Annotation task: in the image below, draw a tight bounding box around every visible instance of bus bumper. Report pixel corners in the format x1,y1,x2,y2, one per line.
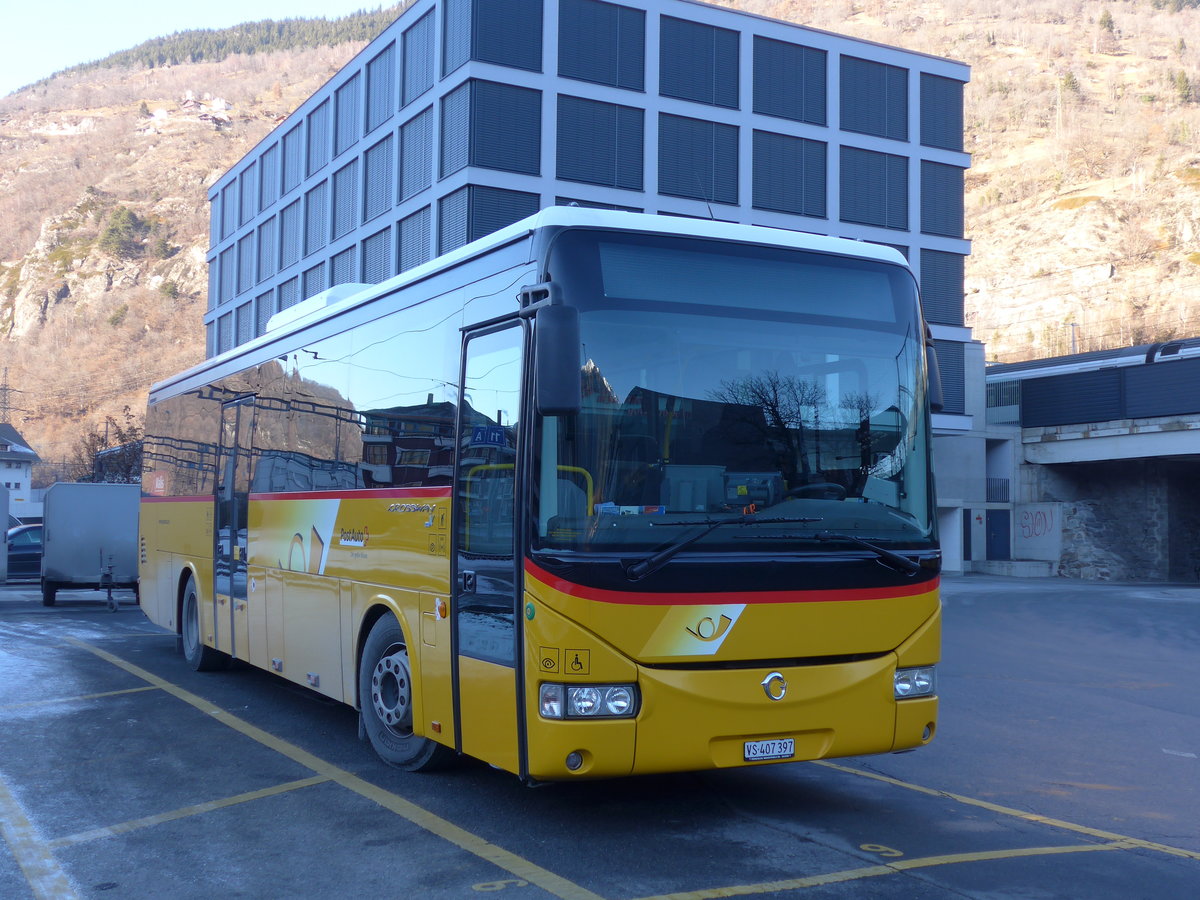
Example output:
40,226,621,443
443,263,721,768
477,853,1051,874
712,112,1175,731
525,654,936,779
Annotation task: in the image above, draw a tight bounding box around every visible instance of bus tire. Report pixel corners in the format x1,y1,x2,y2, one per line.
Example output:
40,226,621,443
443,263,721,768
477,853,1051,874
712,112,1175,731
41,581,56,606
359,614,452,771
181,575,226,672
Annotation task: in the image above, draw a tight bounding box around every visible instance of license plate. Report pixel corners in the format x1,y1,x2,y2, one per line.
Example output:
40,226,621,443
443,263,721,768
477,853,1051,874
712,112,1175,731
744,738,795,762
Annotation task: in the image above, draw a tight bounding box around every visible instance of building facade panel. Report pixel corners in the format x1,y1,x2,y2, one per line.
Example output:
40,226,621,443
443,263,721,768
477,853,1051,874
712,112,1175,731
207,0,970,371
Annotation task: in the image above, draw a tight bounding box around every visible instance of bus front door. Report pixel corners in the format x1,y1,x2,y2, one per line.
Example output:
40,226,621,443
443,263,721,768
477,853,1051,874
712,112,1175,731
452,324,524,773
215,396,254,660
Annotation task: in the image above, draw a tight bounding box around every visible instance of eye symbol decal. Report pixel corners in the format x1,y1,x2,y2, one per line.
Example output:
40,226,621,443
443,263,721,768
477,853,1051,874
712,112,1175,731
686,614,733,642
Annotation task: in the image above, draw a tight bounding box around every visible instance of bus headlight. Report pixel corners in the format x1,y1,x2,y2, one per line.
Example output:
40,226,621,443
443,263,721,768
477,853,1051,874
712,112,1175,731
894,666,936,699
539,683,639,719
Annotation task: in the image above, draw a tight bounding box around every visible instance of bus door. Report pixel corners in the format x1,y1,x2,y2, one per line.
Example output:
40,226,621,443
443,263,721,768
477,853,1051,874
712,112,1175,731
215,395,254,659
452,323,524,773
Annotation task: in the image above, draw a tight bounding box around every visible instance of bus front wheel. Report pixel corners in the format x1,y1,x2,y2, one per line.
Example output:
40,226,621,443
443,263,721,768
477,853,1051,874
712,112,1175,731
181,575,226,672
359,614,452,771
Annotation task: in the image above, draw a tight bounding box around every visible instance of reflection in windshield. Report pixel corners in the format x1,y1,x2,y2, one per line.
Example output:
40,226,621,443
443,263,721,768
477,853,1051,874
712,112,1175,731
535,233,933,555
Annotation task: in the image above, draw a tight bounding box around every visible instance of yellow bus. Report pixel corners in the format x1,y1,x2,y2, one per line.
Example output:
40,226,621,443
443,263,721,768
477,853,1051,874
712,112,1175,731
140,208,940,779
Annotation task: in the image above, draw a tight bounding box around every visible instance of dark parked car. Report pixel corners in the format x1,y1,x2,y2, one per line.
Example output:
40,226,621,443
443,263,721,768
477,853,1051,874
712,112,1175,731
6,524,42,579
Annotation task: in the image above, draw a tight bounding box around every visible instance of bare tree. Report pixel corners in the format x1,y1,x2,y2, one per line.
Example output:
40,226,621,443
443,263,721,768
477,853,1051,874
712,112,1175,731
70,406,143,483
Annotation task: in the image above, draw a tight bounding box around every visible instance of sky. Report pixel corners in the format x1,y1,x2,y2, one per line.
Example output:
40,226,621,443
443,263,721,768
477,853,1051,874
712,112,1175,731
1,1,399,97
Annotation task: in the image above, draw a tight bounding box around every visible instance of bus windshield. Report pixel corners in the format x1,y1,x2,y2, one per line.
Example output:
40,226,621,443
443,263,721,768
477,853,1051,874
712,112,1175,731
535,229,933,555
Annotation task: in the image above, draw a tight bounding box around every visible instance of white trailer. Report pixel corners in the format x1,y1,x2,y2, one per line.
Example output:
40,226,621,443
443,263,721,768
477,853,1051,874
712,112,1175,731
41,483,139,607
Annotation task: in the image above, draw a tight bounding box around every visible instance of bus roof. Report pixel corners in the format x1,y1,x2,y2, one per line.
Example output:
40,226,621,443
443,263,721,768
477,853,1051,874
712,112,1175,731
153,209,909,399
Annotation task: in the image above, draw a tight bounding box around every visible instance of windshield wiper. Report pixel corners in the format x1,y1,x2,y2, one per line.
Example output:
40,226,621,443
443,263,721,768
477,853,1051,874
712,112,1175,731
733,528,926,576
816,531,922,575
622,514,823,582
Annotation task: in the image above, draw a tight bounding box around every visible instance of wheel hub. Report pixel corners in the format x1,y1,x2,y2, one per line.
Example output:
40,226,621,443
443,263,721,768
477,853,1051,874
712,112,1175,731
371,646,412,733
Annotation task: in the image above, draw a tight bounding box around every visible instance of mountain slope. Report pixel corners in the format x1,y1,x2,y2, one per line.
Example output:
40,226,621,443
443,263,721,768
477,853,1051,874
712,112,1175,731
6,0,1200,465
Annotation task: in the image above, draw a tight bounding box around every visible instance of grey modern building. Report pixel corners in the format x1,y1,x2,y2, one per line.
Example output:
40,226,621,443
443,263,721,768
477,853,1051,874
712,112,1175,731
205,0,977,568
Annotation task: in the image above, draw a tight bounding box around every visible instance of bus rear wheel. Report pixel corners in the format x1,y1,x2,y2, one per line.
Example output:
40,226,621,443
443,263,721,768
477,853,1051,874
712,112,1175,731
181,575,226,672
359,614,452,771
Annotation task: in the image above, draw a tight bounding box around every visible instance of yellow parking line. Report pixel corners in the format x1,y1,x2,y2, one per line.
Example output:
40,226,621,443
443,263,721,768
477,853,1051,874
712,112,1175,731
0,685,159,711
631,841,1134,900
47,775,331,849
68,638,606,900
814,760,1200,861
0,772,79,900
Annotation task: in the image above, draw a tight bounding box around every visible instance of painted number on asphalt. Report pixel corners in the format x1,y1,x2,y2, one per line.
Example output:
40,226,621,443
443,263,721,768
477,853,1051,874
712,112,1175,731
860,843,904,858
473,880,530,892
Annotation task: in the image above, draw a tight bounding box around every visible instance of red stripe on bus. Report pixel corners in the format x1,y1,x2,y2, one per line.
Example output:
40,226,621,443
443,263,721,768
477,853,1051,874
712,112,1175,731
141,495,212,503
247,487,452,502
525,559,937,606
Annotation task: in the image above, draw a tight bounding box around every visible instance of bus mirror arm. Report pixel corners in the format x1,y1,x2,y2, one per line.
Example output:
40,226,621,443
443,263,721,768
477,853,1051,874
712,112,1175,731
534,302,582,416
924,323,944,413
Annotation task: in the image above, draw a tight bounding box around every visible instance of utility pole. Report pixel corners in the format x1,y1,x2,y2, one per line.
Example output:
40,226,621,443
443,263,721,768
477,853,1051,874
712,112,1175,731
0,368,13,424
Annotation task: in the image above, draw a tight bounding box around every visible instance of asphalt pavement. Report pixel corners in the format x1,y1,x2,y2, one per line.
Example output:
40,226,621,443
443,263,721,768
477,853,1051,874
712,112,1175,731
1,574,1197,899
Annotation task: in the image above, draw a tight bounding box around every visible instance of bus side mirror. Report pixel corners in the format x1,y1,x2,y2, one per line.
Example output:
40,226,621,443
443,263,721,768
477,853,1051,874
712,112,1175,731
535,304,582,416
925,326,944,413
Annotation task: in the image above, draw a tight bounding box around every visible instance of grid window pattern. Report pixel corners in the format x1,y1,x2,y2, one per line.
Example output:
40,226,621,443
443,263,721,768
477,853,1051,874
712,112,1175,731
921,73,963,151
305,181,329,256
255,291,275,335
752,130,825,217
366,43,396,133
933,338,965,414
753,36,825,125
471,185,540,239
280,200,302,269
658,113,738,204
218,314,233,354
235,302,253,345
841,56,908,141
208,258,219,311
219,247,236,303
438,186,469,254
403,11,435,106
278,277,300,311
442,81,541,178
333,161,360,239
474,0,543,72
440,82,470,178
205,0,967,367
237,234,255,294
239,167,258,224
399,206,432,272
472,81,541,175
439,185,539,255
659,16,739,109
443,0,470,76
221,184,238,240
282,125,304,195
307,100,331,176
362,227,393,282
303,262,327,298
259,144,280,210
400,108,433,200
920,249,965,326
840,146,907,230
364,135,395,223
921,160,964,238
558,0,644,91
557,95,643,190
331,246,357,285
335,75,361,156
